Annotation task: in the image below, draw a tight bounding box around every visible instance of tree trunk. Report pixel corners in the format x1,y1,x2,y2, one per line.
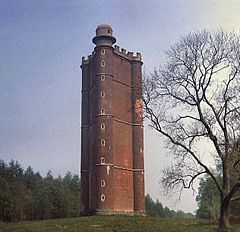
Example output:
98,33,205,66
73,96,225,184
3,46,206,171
218,200,230,232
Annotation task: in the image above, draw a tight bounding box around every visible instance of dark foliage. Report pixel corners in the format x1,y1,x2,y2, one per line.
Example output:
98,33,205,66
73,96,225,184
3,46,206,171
145,193,195,219
0,159,80,222
196,175,240,224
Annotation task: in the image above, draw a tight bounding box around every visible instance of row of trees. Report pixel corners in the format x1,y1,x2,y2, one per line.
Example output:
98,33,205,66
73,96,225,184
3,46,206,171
0,160,80,222
1,159,196,222
145,194,195,219
1,159,239,225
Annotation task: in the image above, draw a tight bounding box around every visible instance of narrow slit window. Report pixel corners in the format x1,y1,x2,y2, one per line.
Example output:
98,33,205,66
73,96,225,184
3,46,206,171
101,139,106,147
101,75,105,81
101,60,105,67
101,194,105,202
100,108,105,115
101,157,105,164
101,123,105,130
101,49,105,54
101,91,105,97
101,180,105,187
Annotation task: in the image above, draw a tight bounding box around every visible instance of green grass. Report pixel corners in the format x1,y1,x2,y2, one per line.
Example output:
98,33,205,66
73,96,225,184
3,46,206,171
0,216,240,232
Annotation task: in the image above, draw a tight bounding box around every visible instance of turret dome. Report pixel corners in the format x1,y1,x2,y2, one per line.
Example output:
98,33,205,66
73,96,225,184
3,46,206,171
92,24,116,47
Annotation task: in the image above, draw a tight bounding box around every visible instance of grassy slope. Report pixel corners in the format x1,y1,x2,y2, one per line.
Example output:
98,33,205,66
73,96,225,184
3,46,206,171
0,216,240,232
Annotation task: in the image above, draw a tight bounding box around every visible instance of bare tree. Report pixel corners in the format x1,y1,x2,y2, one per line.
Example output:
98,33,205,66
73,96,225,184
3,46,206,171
143,30,240,232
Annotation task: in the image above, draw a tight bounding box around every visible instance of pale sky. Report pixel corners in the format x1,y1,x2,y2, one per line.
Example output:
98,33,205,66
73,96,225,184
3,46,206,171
0,0,240,213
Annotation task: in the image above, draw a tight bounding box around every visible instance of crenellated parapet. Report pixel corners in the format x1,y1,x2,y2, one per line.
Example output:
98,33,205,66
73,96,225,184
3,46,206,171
81,51,96,65
82,44,142,65
113,45,142,62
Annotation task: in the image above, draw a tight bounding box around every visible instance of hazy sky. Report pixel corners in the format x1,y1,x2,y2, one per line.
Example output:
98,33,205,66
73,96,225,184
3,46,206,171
1,0,240,213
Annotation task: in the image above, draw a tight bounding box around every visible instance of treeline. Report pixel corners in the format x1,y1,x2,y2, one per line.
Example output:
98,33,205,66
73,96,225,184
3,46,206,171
0,160,80,222
145,194,195,219
196,175,240,223
1,159,197,222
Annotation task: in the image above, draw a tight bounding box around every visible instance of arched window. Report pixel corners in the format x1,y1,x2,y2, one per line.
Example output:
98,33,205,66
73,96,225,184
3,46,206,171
101,49,105,54
101,194,105,202
101,75,105,81
101,157,105,164
101,139,105,147
101,91,105,97
101,180,105,187
101,123,105,130
101,60,105,67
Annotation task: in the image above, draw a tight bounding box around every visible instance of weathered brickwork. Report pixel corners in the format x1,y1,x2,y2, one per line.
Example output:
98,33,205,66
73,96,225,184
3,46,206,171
80,24,145,216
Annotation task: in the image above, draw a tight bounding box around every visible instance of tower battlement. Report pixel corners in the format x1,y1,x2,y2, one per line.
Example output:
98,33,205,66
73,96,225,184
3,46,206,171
113,45,142,61
81,55,92,65
81,51,96,65
82,45,142,65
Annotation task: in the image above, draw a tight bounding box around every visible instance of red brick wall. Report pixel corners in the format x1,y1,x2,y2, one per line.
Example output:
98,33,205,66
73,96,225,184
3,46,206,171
113,169,133,211
113,55,132,86
112,81,132,123
112,121,132,168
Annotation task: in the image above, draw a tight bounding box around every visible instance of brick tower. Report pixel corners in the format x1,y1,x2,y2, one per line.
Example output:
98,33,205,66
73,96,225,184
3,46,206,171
80,24,145,216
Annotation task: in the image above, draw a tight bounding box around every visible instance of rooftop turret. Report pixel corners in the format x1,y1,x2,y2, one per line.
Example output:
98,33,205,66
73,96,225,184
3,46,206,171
92,24,116,47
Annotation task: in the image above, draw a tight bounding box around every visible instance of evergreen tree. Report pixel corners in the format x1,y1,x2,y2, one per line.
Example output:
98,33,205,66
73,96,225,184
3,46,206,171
0,159,80,222
144,194,194,218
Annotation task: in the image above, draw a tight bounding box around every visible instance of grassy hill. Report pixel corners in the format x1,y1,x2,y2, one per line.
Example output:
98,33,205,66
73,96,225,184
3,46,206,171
0,216,240,232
